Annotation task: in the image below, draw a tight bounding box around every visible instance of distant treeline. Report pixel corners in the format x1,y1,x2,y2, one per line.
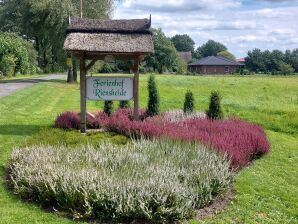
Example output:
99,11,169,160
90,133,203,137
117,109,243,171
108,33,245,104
245,49,298,75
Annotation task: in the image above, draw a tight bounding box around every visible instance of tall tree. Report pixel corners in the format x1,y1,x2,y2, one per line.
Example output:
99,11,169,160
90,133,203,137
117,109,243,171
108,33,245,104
171,34,195,52
195,40,227,58
245,48,266,72
145,28,178,74
217,51,236,61
284,49,298,72
0,0,113,75
270,49,284,72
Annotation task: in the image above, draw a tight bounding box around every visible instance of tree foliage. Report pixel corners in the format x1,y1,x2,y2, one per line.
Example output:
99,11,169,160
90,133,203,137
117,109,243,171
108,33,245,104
146,28,178,74
104,101,113,116
195,40,227,58
217,50,236,61
0,0,114,72
171,34,195,52
245,48,298,74
119,100,130,109
284,49,298,72
279,62,294,75
176,57,187,75
0,32,38,76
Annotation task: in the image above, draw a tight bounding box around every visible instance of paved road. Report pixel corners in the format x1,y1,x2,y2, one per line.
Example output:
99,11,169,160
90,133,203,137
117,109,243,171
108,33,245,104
0,74,66,98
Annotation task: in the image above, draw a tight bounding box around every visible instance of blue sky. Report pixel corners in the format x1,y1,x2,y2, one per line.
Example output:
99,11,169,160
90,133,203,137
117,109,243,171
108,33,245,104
114,0,298,57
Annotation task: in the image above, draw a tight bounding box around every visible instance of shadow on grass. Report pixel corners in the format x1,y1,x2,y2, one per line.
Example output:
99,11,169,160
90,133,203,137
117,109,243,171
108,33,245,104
0,124,49,136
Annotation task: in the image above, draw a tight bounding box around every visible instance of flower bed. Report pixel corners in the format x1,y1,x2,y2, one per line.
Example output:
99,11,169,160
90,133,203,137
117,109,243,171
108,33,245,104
54,109,270,169
8,139,233,223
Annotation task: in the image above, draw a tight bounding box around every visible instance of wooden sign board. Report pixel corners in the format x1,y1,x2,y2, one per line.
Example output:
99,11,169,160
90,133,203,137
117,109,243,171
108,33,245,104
86,77,133,101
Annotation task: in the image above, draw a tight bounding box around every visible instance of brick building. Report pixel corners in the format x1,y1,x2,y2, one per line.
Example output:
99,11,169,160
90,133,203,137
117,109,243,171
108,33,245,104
188,56,242,74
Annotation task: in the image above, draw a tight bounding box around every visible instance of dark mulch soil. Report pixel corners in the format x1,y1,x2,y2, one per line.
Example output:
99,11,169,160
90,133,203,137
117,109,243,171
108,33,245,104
195,188,235,221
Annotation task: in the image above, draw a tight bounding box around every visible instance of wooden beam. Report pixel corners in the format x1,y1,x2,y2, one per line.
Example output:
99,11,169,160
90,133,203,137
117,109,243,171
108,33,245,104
133,56,140,120
79,54,87,133
70,51,150,61
86,58,97,71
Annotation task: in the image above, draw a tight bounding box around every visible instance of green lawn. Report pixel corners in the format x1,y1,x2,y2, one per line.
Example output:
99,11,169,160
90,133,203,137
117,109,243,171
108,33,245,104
0,74,297,223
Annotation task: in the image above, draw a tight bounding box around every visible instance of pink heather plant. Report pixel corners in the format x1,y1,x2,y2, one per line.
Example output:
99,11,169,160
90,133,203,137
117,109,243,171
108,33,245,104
54,108,270,169
54,112,80,129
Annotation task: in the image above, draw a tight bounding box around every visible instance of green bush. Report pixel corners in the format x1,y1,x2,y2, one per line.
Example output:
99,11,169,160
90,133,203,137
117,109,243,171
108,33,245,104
146,75,160,117
89,61,104,74
176,57,187,75
8,139,233,223
119,100,130,109
0,32,38,75
207,91,224,120
0,54,16,77
104,101,113,116
242,69,250,75
25,128,128,147
139,66,145,74
183,90,195,114
99,63,115,73
278,62,294,75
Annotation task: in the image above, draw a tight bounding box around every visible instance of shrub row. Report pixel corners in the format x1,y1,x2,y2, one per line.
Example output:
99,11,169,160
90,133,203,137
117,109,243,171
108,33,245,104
8,139,233,223
54,109,270,169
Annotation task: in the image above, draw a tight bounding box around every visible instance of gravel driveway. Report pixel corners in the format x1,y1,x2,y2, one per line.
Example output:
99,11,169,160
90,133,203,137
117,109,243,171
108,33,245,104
0,74,66,98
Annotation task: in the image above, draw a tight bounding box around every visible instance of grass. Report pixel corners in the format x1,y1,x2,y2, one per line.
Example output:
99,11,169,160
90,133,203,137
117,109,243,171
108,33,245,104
0,74,297,223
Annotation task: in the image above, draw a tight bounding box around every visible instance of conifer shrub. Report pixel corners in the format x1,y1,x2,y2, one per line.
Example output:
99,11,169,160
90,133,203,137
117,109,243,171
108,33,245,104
119,100,130,109
104,101,113,116
207,91,223,120
183,90,195,114
146,75,159,117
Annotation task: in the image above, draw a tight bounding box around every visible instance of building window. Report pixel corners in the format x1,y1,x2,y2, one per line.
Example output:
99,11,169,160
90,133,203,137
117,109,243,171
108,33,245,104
225,66,229,73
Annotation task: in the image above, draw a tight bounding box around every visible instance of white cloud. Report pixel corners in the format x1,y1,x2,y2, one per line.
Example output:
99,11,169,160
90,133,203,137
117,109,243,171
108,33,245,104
117,0,241,13
114,1,298,57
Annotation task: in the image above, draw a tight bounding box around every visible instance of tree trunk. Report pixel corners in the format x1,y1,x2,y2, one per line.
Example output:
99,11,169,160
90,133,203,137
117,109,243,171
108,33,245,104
72,57,78,82
67,68,74,83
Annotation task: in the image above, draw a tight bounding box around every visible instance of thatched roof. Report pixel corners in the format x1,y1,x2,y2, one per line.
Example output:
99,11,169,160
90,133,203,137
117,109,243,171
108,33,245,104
67,17,151,34
64,33,153,53
64,17,154,54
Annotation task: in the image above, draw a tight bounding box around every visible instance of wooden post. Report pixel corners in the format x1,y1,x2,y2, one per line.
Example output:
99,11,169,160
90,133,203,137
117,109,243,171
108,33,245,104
79,55,87,133
133,56,140,120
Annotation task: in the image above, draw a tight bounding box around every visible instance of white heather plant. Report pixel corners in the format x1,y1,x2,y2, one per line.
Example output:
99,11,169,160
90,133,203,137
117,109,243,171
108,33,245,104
8,139,233,223
162,110,206,123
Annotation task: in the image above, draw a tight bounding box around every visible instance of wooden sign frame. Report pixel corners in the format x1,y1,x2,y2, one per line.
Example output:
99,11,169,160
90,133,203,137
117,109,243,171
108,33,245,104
78,54,140,133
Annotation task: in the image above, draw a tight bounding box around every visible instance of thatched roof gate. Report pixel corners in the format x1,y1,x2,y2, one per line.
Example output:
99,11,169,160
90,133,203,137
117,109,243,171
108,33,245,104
64,17,154,133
